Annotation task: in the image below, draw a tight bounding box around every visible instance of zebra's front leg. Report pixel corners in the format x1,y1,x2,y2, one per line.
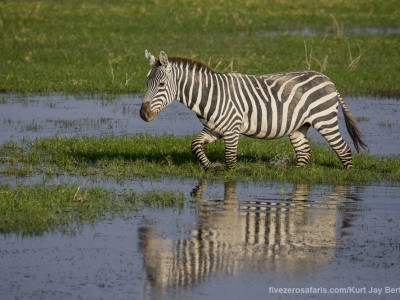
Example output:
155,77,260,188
223,132,240,170
191,129,221,170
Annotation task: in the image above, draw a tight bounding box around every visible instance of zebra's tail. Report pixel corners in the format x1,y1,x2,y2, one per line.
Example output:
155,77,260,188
337,92,368,152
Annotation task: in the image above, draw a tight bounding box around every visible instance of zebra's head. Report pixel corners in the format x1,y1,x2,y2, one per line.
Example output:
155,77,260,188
140,50,177,122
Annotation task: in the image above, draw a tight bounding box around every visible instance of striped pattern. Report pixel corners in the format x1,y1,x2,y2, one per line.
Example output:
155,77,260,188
141,51,367,169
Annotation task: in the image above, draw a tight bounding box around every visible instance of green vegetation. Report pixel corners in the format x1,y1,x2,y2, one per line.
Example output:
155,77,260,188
0,183,184,236
1,0,399,96
1,135,399,184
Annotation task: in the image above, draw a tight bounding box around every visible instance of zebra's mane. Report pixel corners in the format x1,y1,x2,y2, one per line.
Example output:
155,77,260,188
156,56,214,73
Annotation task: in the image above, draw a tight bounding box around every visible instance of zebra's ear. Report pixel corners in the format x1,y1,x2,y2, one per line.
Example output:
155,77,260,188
145,49,156,66
159,51,169,68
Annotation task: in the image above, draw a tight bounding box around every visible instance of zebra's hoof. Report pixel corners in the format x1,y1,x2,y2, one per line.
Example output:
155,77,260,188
207,163,225,172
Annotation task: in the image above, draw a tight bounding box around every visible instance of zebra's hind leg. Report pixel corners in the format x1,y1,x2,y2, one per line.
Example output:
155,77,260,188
314,122,353,169
191,128,221,170
289,124,312,167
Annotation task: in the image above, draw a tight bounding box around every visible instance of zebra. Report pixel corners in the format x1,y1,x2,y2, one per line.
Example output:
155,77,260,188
140,50,367,170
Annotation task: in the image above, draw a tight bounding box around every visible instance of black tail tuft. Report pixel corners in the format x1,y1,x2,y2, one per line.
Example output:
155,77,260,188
337,93,368,152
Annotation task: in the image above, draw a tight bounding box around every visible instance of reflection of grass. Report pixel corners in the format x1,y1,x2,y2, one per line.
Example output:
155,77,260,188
0,183,184,236
1,135,400,184
378,121,396,128
24,120,42,132
47,117,114,129
356,116,370,122
0,0,399,96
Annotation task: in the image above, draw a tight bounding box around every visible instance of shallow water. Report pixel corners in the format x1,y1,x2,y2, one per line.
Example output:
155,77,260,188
1,178,400,300
0,94,399,156
1,94,400,299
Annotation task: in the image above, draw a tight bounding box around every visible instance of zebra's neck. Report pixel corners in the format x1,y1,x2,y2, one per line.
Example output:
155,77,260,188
172,60,216,116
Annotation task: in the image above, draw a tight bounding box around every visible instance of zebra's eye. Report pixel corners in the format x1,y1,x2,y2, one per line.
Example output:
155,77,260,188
158,82,165,87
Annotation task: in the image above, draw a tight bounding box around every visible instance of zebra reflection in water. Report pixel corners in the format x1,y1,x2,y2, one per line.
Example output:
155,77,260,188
140,181,360,293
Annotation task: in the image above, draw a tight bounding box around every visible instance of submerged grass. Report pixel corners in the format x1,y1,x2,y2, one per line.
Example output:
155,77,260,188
0,0,399,96
1,135,399,184
0,182,184,236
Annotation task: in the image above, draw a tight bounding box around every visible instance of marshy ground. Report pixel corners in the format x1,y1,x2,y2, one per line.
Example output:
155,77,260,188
1,94,400,300
1,177,400,300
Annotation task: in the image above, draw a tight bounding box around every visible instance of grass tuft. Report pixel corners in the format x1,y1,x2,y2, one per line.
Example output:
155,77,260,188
0,182,184,236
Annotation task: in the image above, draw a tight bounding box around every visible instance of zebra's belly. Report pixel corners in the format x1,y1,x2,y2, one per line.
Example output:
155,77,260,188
239,115,290,140
202,114,296,139
240,127,286,140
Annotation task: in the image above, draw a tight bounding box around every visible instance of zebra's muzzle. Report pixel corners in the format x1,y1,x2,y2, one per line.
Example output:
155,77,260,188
140,101,156,122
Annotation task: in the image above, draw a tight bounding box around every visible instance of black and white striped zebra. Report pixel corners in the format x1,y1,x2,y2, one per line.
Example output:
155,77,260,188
140,50,367,170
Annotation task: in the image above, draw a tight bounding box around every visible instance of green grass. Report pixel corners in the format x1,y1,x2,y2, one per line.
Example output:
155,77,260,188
1,135,399,184
0,182,184,236
1,0,399,96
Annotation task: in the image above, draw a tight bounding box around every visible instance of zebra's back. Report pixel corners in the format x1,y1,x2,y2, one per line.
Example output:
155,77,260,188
236,70,339,139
